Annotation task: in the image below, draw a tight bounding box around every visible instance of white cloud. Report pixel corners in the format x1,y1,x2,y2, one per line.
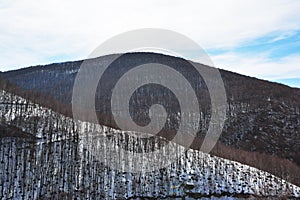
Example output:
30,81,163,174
211,52,300,80
1,0,300,80
267,31,297,43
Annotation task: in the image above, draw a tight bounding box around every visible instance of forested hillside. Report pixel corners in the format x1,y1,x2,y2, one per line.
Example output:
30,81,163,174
0,90,299,199
1,52,299,166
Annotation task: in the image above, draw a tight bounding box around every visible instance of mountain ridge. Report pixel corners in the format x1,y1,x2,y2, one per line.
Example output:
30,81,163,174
2,52,299,89
0,52,299,184
0,89,299,199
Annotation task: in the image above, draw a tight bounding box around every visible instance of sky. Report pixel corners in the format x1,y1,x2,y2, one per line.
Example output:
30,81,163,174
0,0,299,88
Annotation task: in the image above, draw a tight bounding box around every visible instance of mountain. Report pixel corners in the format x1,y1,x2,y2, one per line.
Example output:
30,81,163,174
1,52,299,164
0,89,299,199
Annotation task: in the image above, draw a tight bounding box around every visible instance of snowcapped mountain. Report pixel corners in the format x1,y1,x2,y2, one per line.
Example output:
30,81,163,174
0,90,299,199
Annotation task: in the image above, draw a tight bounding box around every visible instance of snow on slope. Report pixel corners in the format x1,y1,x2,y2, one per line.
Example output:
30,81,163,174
0,90,299,199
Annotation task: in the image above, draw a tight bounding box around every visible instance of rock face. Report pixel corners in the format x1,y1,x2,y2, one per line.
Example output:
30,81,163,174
0,90,300,199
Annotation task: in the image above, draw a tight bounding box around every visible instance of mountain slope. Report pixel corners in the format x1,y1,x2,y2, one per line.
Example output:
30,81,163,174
1,52,299,167
0,90,299,199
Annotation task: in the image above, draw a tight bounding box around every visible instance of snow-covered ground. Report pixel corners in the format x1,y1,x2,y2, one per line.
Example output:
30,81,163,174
0,90,299,199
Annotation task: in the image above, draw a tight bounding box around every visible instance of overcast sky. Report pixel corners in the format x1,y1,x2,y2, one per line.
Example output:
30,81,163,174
1,0,300,87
